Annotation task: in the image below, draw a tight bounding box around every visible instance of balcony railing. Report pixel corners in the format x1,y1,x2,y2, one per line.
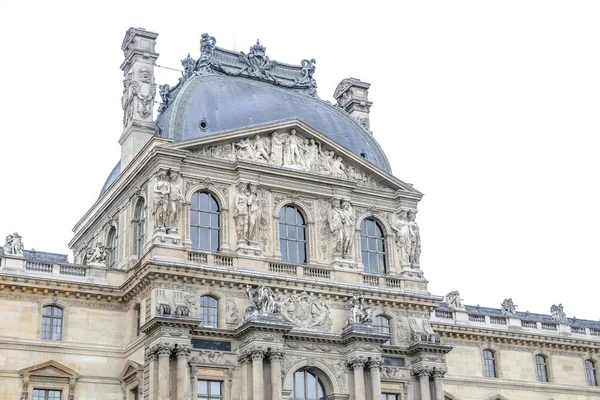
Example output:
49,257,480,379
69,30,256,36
269,263,297,276
363,274,379,286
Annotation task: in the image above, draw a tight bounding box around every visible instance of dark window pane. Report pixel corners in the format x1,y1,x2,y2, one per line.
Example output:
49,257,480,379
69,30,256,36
298,226,305,240
210,196,219,212
288,225,297,240
210,214,219,228
191,193,199,210
200,212,210,227
191,228,199,249
280,240,287,260
191,210,199,226
200,193,209,211
287,207,296,224
211,230,219,251
298,243,306,263
200,229,210,249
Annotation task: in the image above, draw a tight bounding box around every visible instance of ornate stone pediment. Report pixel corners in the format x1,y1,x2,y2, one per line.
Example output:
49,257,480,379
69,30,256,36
19,361,79,380
170,120,420,195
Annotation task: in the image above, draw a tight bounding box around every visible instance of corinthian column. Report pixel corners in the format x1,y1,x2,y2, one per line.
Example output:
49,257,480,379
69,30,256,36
156,343,173,400
348,357,366,400
251,348,266,400
411,367,431,400
270,350,284,400
367,358,382,400
432,368,446,400
175,345,191,400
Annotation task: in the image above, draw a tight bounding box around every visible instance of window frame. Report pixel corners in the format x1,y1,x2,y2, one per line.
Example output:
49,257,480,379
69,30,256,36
41,305,63,341
32,388,62,400
586,359,598,386
535,354,549,382
107,226,118,268
190,191,221,252
200,295,219,328
380,394,399,400
196,379,223,400
291,369,326,400
360,218,387,274
279,205,308,264
135,199,147,258
374,315,392,345
482,349,497,378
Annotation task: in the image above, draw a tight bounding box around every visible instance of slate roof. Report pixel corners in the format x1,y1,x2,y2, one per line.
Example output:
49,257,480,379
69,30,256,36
0,247,69,263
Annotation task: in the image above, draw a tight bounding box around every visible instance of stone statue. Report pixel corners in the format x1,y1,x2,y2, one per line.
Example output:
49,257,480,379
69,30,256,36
153,172,170,230
234,183,250,242
86,242,107,265
341,199,355,257
235,137,256,160
167,173,185,234
332,156,347,177
245,282,279,318
283,129,302,166
501,298,517,316
407,210,421,267
391,210,411,267
328,198,344,256
305,138,319,172
445,291,464,310
253,135,271,162
346,293,373,325
551,304,567,323
4,232,24,256
247,183,262,244
270,131,284,165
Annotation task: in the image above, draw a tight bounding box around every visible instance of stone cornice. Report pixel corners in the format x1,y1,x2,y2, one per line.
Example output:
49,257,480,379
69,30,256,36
433,322,600,352
444,375,600,396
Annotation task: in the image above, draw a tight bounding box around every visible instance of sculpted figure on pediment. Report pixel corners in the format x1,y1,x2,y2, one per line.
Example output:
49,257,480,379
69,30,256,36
283,130,303,166
235,137,256,160
270,131,284,165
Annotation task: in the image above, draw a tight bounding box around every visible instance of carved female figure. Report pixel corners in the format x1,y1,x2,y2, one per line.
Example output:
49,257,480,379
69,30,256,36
407,210,420,267
328,199,345,255
168,173,185,233
391,210,411,266
153,173,170,229
235,138,256,160
341,200,355,257
234,184,250,242
247,183,262,244
270,131,284,165
306,139,319,172
253,135,270,162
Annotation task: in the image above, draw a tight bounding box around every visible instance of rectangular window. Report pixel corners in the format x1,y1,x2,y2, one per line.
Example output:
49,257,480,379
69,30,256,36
33,389,62,400
483,350,497,378
191,339,232,351
197,379,222,400
380,394,398,400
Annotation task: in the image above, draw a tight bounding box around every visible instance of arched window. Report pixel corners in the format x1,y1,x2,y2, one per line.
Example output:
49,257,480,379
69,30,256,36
279,205,307,263
586,359,598,386
360,218,386,274
535,354,548,382
191,192,220,252
200,296,218,328
291,369,326,400
41,305,63,340
374,315,391,344
135,200,147,258
483,349,497,378
107,226,118,268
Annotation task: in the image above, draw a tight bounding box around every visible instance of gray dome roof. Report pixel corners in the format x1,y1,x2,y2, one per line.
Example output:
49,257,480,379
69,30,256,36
156,75,391,172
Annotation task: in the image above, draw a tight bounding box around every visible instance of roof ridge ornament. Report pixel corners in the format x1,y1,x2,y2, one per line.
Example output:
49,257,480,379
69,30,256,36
157,33,318,114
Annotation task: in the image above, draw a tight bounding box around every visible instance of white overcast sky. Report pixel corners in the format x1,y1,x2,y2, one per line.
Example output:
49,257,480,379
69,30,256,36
0,1,599,320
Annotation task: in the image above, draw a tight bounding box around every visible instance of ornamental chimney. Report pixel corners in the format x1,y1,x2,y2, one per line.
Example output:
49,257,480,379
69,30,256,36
119,27,159,169
333,78,373,131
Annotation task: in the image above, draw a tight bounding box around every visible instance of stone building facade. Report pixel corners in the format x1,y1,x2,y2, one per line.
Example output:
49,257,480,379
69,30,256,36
1,28,599,400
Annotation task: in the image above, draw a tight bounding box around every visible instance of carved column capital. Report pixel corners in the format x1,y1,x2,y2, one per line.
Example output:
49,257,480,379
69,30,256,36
250,348,266,360
367,358,382,370
269,350,285,361
155,343,173,357
431,367,447,379
175,345,192,358
237,353,251,365
347,356,366,370
410,366,432,378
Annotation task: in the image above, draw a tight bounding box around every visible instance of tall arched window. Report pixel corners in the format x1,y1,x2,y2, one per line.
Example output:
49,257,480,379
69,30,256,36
135,200,147,258
191,192,220,252
586,359,598,386
107,227,118,268
41,305,63,340
483,349,497,378
200,296,218,328
360,218,386,274
535,354,548,382
291,369,326,400
279,205,307,263
374,315,391,344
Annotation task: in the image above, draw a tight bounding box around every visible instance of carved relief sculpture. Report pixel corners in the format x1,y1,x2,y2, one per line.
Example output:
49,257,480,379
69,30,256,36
346,293,373,325
501,298,517,316
280,291,332,331
191,130,386,189
173,292,190,317
156,289,172,316
4,232,24,256
225,299,240,324
86,242,107,266
245,282,279,318
391,210,411,267
168,173,185,234
234,182,266,253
